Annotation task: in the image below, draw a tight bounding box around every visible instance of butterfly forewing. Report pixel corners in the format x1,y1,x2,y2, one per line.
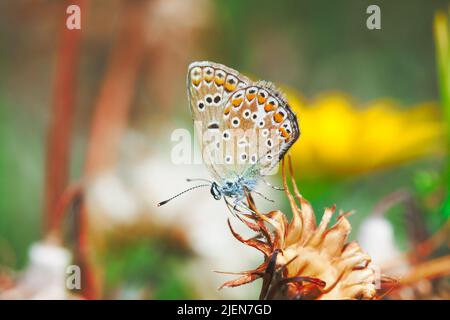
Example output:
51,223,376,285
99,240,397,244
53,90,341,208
187,62,249,181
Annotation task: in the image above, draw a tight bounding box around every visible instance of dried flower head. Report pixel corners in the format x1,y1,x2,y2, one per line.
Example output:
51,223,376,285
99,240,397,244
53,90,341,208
220,158,382,300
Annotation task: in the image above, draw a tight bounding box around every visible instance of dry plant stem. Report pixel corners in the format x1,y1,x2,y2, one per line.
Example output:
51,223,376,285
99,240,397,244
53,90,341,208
259,249,279,300
44,0,84,235
398,254,450,287
84,0,147,175
79,0,148,299
413,220,449,258
382,221,449,271
371,190,410,217
49,183,83,240
371,189,430,254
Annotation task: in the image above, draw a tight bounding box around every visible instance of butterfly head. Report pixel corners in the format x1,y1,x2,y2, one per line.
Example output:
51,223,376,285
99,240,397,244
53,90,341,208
210,182,222,200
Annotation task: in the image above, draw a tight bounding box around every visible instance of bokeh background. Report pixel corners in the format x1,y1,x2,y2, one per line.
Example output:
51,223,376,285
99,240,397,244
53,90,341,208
0,0,449,299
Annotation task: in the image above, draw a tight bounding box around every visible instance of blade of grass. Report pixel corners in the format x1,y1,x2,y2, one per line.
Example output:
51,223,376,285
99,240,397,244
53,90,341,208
434,8,450,219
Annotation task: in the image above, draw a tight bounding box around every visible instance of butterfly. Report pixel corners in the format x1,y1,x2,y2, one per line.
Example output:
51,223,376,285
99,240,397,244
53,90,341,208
158,61,300,212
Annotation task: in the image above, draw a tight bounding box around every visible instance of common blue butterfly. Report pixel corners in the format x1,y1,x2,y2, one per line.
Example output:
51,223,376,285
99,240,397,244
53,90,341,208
158,61,300,211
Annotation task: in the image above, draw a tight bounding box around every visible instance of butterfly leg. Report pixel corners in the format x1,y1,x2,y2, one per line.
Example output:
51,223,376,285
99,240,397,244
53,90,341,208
224,196,246,216
262,177,285,191
232,196,257,214
224,196,242,217
253,190,275,203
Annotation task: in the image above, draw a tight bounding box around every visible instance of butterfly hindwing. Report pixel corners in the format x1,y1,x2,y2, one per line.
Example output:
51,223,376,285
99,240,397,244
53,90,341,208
222,82,300,178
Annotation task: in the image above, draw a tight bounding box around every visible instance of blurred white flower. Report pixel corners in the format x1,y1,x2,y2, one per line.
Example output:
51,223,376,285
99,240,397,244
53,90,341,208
87,173,138,224
0,240,72,299
358,215,409,276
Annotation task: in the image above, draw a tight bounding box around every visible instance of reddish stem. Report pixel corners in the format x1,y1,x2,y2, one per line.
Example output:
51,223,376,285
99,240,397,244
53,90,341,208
44,0,84,235
79,0,148,299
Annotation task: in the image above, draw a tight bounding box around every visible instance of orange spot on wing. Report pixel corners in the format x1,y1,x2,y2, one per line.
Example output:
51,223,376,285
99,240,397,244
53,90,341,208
224,105,232,115
246,93,256,101
279,127,290,138
258,94,266,104
215,76,225,86
232,97,243,107
273,112,284,123
204,68,214,82
265,101,277,112
225,79,237,92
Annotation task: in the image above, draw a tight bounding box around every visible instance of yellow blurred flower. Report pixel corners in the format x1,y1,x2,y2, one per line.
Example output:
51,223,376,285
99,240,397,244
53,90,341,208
285,89,445,178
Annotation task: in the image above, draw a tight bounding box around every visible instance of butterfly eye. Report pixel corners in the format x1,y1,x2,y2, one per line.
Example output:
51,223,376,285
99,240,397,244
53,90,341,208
210,182,222,200
197,101,205,111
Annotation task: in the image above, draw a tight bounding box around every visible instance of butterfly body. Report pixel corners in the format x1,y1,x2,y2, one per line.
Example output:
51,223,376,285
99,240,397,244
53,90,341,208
216,175,258,199
158,61,300,210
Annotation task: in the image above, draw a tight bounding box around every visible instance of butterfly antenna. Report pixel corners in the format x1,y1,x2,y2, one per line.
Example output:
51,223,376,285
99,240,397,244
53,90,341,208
157,184,210,207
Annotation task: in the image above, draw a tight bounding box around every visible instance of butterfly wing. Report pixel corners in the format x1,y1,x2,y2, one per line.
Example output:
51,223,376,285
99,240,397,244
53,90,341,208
221,81,300,180
187,61,300,187
187,61,250,181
